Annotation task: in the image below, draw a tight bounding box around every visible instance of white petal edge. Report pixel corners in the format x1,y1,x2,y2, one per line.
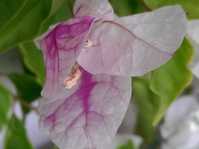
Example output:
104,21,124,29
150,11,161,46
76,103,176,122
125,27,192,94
187,20,199,78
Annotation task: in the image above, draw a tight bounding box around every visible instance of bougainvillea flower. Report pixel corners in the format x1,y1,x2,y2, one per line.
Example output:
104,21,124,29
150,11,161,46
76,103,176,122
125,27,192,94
161,96,199,149
36,0,187,149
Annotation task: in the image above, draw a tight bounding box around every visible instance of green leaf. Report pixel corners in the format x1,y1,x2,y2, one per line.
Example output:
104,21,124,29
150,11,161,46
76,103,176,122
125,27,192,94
117,140,135,149
143,0,199,19
0,0,74,52
133,77,159,142
0,0,26,27
39,0,74,34
49,0,74,19
0,84,12,128
133,39,193,142
149,39,193,125
50,0,68,16
110,0,146,16
0,0,53,52
9,73,41,103
19,42,45,84
4,116,33,149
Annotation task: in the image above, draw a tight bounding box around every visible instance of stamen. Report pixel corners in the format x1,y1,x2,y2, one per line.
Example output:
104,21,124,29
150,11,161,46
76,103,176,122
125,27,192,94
64,65,82,89
84,39,93,47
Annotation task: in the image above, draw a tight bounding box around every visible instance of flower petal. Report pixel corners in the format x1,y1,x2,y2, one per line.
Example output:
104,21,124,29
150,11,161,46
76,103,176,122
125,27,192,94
73,0,114,19
187,20,199,78
187,20,199,44
161,96,199,149
37,16,94,97
39,68,131,149
77,6,187,76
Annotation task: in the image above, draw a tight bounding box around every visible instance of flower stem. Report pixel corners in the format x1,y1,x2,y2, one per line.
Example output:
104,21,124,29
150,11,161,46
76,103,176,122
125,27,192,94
14,95,39,114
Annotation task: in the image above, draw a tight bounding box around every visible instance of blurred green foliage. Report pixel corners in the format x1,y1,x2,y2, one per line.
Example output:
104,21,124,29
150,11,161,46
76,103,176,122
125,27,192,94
4,116,33,149
133,40,193,142
144,0,199,19
9,73,42,103
110,0,146,16
117,140,135,149
19,42,45,84
0,0,26,27
0,0,52,51
0,0,196,148
0,84,12,129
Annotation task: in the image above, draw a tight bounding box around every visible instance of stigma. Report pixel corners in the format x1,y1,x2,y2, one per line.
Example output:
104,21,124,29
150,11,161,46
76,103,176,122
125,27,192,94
64,65,82,89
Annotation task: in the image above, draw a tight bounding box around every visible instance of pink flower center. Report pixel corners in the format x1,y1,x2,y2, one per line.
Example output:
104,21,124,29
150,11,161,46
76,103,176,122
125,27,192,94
64,64,82,89
84,39,93,47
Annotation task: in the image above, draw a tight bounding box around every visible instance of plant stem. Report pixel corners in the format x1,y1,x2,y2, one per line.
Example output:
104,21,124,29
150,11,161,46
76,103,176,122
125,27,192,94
14,95,39,114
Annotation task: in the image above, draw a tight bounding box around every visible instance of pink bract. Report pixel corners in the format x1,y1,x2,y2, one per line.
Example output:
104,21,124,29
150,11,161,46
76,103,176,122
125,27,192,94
77,6,187,76
39,68,131,149
37,12,131,149
36,0,187,149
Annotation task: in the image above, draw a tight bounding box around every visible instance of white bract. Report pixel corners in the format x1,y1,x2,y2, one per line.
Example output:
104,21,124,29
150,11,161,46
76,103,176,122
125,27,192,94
161,96,199,149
